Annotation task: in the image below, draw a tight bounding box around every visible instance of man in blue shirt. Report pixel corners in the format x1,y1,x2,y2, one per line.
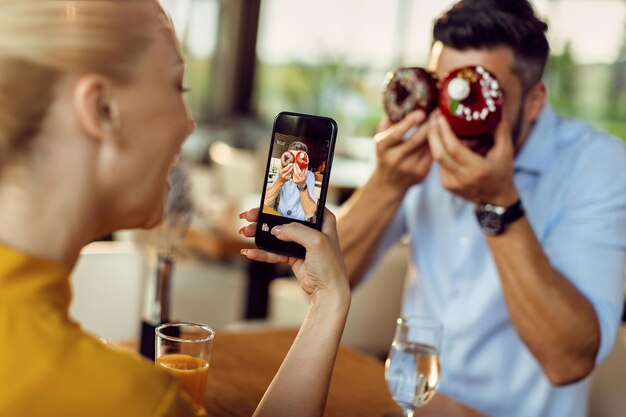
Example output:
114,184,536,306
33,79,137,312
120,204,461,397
264,141,318,221
338,1,626,416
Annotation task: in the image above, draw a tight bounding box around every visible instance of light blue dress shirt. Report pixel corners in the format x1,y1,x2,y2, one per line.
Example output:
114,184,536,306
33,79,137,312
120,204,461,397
277,170,317,221
373,105,626,417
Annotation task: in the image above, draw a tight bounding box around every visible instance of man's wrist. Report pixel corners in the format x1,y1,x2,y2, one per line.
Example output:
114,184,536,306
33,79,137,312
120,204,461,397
297,183,307,192
478,187,519,207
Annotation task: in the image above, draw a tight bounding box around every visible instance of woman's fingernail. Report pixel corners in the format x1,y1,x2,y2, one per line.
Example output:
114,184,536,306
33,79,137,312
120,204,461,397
240,249,248,255
239,212,246,219
238,227,245,235
271,226,282,235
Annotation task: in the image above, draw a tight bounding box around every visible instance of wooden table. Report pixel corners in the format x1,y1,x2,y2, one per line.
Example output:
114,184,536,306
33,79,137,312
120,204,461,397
262,204,280,216
204,329,487,417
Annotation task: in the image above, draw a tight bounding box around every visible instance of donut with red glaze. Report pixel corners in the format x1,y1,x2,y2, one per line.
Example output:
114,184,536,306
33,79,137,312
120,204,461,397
383,67,439,123
295,151,309,170
438,65,503,141
280,151,294,167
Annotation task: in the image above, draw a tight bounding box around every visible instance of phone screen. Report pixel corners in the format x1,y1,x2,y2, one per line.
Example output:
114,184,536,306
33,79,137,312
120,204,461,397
255,112,337,258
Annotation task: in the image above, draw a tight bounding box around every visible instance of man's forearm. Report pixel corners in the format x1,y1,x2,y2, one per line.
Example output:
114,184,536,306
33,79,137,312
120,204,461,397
337,172,406,287
487,217,600,385
300,191,317,219
264,181,283,206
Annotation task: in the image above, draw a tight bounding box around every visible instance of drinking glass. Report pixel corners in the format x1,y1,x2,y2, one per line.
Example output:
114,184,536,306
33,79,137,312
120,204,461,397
385,316,442,417
155,322,215,415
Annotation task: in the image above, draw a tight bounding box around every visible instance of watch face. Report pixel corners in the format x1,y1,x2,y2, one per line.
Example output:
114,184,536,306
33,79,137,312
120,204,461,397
477,210,503,235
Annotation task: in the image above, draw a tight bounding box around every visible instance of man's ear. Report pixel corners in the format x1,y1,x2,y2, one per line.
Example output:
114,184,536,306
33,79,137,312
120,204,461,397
427,40,444,72
524,81,546,123
73,75,121,142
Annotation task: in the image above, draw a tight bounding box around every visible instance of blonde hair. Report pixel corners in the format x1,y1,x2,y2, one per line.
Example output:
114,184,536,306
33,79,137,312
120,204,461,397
0,0,158,168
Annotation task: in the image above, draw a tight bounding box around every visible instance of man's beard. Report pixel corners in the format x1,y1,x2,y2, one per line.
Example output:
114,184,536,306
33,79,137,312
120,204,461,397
511,104,525,151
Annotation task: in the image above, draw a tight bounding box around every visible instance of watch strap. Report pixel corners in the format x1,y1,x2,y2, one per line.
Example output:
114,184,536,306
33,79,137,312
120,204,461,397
501,198,525,226
297,183,307,192
476,198,525,235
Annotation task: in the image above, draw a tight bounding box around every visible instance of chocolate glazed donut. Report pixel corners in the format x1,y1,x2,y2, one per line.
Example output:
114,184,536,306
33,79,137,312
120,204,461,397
280,151,295,167
382,67,439,123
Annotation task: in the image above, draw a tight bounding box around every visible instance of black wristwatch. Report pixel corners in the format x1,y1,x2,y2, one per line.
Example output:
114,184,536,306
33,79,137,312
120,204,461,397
475,198,525,236
297,183,307,192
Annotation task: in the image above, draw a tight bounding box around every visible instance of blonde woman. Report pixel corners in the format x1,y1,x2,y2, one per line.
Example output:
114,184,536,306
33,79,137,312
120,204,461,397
0,1,350,416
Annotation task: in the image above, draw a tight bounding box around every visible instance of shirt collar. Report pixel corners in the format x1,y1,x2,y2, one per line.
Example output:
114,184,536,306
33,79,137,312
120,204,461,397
0,243,72,312
514,104,558,175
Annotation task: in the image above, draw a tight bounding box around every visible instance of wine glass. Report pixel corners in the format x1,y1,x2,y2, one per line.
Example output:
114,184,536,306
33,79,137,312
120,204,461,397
385,316,443,417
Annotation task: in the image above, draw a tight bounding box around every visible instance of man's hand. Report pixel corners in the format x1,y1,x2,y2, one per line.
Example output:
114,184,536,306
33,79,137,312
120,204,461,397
278,163,294,184
293,165,307,187
373,110,432,193
427,111,519,206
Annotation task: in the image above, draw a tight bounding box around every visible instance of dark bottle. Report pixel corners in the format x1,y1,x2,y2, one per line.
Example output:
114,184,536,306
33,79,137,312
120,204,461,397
140,251,177,360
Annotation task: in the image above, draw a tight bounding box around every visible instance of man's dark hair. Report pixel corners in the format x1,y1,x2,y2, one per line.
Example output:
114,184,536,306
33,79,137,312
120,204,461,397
288,141,308,153
433,0,549,94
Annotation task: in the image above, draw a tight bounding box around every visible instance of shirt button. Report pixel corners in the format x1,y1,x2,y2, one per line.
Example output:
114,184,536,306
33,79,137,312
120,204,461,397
458,235,469,246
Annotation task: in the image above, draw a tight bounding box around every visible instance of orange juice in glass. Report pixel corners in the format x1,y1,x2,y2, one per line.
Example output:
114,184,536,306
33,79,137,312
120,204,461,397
156,322,215,414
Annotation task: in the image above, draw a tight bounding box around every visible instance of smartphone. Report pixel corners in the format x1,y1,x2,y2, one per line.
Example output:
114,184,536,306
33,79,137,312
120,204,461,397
255,112,338,258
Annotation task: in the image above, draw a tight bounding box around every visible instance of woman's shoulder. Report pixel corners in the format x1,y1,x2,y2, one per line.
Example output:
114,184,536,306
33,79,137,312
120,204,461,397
2,320,188,417
67,333,185,415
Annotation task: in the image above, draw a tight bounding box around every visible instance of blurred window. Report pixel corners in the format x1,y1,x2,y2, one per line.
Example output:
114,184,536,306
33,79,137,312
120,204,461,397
543,0,626,140
254,0,452,145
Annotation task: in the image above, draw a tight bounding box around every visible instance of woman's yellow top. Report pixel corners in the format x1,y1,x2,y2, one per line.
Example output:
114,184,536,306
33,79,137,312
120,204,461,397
0,244,197,417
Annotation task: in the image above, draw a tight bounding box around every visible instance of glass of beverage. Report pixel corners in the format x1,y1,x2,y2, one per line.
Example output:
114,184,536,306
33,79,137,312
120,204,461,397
385,316,442,417
155,322,215,415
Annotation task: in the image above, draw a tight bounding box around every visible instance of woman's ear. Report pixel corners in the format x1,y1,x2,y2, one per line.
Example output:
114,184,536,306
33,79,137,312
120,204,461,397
73,75,121,143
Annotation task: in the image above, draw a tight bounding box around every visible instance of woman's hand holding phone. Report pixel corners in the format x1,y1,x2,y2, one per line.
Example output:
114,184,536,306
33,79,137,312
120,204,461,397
239,207,349,306
242,205,350,417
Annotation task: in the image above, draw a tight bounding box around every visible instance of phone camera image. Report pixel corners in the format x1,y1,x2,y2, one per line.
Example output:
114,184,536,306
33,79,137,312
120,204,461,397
264,138,322,223
256,112,337,258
